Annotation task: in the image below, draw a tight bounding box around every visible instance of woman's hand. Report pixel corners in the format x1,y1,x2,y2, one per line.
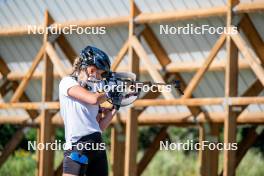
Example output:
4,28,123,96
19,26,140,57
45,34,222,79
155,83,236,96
97,107,117,131
100,107,117,117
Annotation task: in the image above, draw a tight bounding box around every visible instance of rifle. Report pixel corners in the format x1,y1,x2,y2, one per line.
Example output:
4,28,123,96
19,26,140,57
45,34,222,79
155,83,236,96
85,72,184,110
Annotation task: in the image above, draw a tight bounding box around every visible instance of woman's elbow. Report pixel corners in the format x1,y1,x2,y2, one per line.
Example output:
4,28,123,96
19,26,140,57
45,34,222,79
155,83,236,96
88,96,99,105
99,121,109,131
89,93,106,105
99,123,105,131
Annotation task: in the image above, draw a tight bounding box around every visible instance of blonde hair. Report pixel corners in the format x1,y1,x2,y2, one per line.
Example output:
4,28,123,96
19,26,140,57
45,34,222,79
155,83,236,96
70,57,83,77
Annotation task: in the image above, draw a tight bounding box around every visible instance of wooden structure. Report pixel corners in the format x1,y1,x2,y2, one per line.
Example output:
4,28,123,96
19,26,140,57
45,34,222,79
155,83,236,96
0,0,264,176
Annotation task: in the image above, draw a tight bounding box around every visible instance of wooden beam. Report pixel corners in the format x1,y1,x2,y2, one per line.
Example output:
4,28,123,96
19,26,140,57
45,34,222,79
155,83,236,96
42,11,77,66
135,6,227,24
223,1,239,175
0,102,59,109
183,34,226,98
2,111,264,126
0,2,264,36
0,127,25,167
0,115,31,124
46,42,67,77
235,3,264,13
235,127,262,168
1,96,264,109
54,111,264,126
164,59,249,73
133,97,264,107
135,76,171,175
137,73,173,116
0,57,39,119
198,121,220,176
111,125,125,176
239,14,264,64
111,40,129,71
0,55,10,76
0,80,12,96
58,16,129,28
218,77,263,176
131,31,202,119
137,126,168,175
4,59,251,81
130,7,203,171
210,123,220,176
56,35,76,64
134,9,223,173
13,82,39,119
198,124,208,176
231,33,264,86
129,112,264,125
38,10,55,176
0,16,129,36
54,162,63,176
238,79,263,111
131,36,174,99
141,25,171,66
10,45,45,102
39,57,55,176
126,7,180,175
136,9,212,172
219,126,263,176
124,2,139,175
124,108,139,176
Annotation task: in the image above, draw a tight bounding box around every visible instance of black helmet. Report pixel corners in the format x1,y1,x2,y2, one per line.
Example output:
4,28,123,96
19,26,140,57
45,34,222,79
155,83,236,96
79,46,111,72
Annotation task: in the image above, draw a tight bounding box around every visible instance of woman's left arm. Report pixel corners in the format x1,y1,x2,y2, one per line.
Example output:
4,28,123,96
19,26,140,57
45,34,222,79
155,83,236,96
97,108,117,131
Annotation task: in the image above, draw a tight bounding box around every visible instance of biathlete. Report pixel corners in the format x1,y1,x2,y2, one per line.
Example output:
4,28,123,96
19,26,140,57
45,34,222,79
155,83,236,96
59,46,116,176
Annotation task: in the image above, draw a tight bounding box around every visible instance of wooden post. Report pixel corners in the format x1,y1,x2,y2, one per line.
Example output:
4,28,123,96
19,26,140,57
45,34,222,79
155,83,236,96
209,123,220,176
199,123,220,176
38,52,55,176
125,108,139,176
198,124,209,176
111,123,125,176
124,1,140,175
38,11,55,176
219,126,263,176
224,1,239,176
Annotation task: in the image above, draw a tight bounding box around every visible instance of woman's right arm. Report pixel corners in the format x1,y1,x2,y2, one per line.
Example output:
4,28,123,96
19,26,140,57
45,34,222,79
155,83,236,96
68,85,107,105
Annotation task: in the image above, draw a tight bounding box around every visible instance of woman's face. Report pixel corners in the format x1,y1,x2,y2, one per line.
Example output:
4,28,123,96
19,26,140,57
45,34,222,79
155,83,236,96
85,65,105,80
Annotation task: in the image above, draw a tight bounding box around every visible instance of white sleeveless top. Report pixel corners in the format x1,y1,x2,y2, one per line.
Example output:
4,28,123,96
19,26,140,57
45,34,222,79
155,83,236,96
59,76,101,150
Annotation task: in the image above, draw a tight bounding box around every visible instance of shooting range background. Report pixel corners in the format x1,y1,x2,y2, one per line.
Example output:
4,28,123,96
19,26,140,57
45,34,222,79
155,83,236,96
0,0,264,176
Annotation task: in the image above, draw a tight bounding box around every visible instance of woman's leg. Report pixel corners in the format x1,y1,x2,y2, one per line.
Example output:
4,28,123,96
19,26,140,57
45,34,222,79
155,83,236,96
86,150,108,176
63,150,88,176
63,173,78,176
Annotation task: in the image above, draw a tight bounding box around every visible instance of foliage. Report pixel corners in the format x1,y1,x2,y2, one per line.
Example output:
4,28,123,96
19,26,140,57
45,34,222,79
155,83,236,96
0,149,263,176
